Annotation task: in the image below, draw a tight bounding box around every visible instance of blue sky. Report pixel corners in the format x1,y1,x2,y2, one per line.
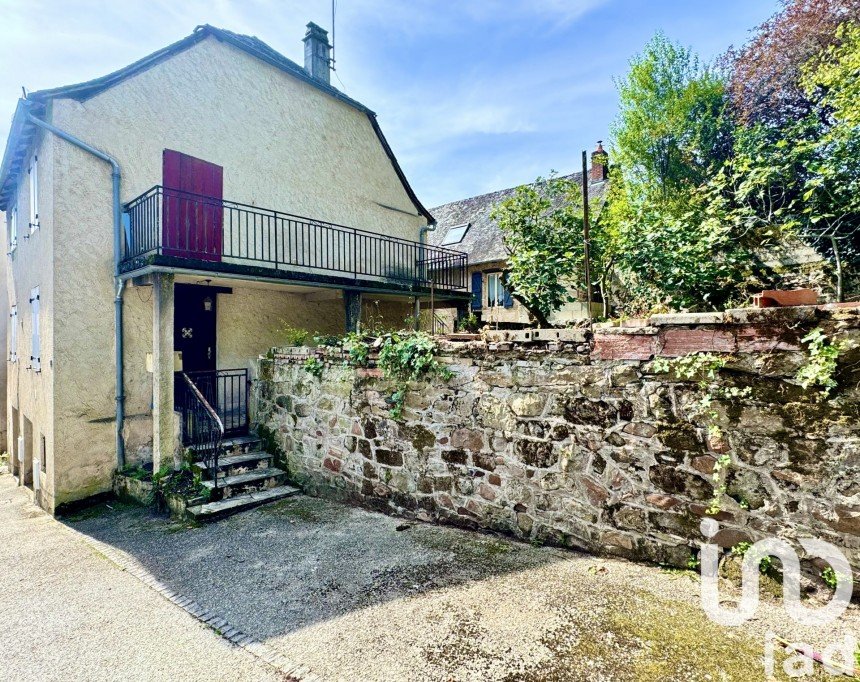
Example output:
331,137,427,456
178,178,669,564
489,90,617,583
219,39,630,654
0,0,779,207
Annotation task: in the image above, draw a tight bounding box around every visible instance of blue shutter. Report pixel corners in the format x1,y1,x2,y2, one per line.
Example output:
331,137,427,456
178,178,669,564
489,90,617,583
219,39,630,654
471,271,483,311
503,284,514,308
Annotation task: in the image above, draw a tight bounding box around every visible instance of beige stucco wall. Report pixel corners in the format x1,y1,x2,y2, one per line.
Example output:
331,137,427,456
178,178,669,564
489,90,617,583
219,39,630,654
19,35,427,508
4,130,55,507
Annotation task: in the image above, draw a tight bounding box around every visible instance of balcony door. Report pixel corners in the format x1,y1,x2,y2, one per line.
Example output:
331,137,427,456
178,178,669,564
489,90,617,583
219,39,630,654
162,149,223,261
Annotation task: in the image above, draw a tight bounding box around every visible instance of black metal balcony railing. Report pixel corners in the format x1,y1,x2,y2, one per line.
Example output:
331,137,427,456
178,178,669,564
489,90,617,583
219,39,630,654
122,186,468,292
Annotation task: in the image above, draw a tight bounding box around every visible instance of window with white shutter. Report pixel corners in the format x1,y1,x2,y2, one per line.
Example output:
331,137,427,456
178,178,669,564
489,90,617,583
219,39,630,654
29,156,39,233
30,288,40,371
9,305,17,362
8,206,17,253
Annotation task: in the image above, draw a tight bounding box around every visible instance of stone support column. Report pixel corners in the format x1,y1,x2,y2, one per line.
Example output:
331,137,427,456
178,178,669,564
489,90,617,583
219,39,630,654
152,273,176,472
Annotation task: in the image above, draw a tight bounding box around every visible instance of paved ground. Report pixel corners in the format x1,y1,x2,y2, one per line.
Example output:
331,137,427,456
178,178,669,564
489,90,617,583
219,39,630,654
0,476,286,682
49,480,860,681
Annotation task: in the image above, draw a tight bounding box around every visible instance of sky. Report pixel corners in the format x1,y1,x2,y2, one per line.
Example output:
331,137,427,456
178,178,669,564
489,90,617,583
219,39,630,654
0,0,780,208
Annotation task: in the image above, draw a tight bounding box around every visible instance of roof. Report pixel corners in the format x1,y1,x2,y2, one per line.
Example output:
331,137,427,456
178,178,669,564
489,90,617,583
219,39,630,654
428,173,608,266
0,25,432,222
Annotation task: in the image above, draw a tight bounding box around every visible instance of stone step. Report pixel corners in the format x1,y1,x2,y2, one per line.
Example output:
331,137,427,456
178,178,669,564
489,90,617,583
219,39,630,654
187,485,300,520
192,451,272,478
201,466,287,498
190,434,261,455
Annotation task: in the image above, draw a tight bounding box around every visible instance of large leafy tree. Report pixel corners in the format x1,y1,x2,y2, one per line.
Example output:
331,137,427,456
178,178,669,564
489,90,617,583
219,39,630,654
490,175,596,327
718,15,860,300
725,0,860,127
606,34,761,312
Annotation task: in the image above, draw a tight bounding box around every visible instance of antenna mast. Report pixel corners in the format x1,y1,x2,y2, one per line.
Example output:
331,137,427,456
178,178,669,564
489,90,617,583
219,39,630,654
330,0,337,71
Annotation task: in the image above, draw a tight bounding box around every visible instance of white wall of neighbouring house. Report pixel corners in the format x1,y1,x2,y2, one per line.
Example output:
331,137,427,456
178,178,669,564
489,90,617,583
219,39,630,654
32,34,427,510
4,131,56,508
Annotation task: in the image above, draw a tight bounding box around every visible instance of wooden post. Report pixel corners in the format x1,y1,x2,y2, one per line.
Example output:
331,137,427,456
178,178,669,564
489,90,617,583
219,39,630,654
581,151,593,321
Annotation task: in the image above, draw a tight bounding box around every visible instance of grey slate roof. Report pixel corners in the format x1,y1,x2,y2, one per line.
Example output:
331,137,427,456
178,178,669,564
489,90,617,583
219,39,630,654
0,25,432,222
429,173,608,266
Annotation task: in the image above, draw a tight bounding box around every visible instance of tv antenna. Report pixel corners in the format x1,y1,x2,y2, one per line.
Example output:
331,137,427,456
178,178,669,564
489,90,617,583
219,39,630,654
330,0,337,72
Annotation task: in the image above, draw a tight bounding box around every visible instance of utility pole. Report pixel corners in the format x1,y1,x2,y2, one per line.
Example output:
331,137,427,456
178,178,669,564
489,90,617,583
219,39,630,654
580,151,593,322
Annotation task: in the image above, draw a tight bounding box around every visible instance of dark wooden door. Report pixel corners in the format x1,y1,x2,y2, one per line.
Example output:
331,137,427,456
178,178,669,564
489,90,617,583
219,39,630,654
162,150,223,261
174,284,217,374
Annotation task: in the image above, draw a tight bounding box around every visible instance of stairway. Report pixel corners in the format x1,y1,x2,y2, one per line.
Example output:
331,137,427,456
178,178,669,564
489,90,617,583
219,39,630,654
187,433,299,520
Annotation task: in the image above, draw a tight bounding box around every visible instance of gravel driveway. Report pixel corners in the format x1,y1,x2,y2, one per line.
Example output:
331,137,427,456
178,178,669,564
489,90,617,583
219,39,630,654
60,485,860,681
0,475,285,682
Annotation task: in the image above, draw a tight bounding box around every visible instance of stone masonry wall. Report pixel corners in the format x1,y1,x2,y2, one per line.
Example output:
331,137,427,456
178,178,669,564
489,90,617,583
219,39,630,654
255,305,860,572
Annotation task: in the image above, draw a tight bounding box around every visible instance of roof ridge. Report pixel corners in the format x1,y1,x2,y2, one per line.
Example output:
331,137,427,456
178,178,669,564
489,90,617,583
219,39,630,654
430,171,582,210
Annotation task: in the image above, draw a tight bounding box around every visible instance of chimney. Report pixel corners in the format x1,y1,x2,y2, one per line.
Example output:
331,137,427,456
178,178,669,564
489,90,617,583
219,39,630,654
303,22,332,84
590,141,608,183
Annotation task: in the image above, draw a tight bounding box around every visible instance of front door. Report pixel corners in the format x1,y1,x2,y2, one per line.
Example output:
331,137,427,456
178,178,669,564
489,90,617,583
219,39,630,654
162,149,223,261
174,284,217,374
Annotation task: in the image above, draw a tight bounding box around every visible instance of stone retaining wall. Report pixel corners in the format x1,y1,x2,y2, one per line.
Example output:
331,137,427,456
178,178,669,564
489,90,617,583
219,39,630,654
255,305,860,571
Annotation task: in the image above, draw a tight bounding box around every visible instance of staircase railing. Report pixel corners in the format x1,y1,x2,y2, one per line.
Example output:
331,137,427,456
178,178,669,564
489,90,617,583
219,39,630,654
179,372,224,498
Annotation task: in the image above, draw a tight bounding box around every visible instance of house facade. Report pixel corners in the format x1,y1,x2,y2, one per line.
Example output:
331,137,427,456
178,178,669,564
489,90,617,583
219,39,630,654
428,152,607,330
1,23,468,512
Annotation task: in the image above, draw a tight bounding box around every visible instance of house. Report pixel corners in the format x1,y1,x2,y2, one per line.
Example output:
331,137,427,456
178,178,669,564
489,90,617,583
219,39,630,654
1,23,469,513
427,146,608,330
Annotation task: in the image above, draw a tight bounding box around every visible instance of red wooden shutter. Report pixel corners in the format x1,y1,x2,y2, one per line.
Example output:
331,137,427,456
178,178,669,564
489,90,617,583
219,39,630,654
162,150,223,261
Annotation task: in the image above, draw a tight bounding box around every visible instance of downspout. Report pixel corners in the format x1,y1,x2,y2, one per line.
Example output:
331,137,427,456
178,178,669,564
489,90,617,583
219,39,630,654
25,113,126,468
416,220,437,328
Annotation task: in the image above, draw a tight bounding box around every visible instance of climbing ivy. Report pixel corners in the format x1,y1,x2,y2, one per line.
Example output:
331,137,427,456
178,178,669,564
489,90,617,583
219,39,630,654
339,330,452,419
342,332,370,368
795,327,845,398
302,357,324,377
377,332,453,419
652,353,751,514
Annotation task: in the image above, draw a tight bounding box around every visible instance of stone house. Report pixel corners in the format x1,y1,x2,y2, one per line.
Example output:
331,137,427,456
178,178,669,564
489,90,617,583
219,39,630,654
0,23,468,513
427,146,608,331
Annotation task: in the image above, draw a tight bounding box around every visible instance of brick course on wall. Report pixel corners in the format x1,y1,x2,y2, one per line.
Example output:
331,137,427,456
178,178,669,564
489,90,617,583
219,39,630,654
255,304,860,571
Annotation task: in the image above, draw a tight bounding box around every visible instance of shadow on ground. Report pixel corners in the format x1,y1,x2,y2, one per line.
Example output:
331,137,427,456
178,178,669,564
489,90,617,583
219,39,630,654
64,495,844,682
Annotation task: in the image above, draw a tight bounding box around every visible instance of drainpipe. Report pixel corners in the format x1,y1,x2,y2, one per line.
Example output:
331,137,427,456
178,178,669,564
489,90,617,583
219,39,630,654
416,220,437,328
25,113,126,468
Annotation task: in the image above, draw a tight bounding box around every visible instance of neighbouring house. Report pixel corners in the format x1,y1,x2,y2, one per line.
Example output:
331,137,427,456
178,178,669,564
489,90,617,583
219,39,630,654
0,23,469,513
427,145,608,331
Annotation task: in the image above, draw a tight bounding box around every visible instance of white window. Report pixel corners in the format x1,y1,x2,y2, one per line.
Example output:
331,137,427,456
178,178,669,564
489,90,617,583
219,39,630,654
441,223,470,246
487,272,504,308
29,156,39,232
8,206,17,253
9,305,17,362
30,287,40,371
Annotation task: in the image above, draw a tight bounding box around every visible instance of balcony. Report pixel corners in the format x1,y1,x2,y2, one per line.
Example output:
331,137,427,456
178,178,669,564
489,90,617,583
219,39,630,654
120,186,468,295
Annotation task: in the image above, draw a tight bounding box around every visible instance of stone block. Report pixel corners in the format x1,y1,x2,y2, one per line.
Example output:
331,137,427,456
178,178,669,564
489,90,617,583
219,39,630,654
593,333,656,360
375,448,403,467
451,428,485,451
510,393,548,417
659,329,736,357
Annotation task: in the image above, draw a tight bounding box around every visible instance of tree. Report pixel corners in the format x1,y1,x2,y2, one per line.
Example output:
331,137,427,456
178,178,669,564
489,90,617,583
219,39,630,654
606,33,759,313
718,18,860,300
489,175,592,327
725,0,860,127
612,33,732,196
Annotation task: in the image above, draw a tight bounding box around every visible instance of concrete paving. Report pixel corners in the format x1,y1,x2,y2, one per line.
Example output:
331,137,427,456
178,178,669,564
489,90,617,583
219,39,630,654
60,486,860,681
0,475,285,682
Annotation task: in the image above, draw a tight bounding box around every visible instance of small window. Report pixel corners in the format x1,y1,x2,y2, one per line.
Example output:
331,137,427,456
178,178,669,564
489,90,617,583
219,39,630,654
8,206,17,253
487,272,504,308
9,305,17,362
29,156,39,232
40,434,46,473
441,223,470,246
30,287,40,372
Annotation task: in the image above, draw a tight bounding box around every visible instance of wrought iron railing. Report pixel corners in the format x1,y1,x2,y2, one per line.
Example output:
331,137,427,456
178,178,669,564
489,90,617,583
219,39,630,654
122,186,468,291
184,368,249,439
179,372,224,498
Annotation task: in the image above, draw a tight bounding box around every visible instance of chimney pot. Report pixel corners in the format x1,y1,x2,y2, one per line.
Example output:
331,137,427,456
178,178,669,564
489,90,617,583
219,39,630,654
590,140,608,183
303,22,332,85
